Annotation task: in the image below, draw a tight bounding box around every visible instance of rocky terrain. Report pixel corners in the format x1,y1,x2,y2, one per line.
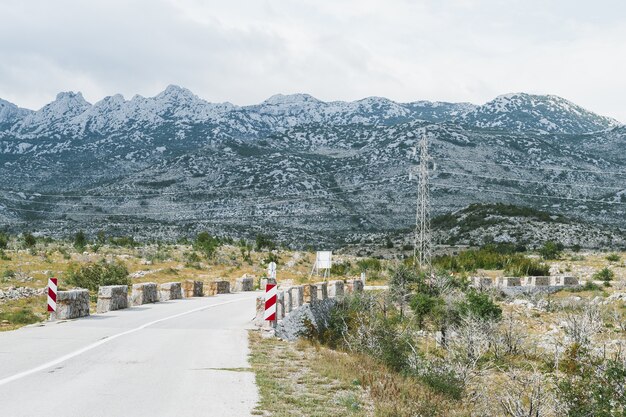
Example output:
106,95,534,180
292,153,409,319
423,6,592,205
0,87,624,246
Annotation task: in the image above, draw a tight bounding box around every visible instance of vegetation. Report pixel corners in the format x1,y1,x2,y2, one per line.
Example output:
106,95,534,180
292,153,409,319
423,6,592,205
23,232,36,248
539,240,565,260
193,232,220,259
593,267,615,282
73,230,87,251
66,261,130,292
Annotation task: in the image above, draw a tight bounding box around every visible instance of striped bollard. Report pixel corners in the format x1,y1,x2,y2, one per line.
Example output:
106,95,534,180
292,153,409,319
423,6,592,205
264,283,277,323
47,278,58,318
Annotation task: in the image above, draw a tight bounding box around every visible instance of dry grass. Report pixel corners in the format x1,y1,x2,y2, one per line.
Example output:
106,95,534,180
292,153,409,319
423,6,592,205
249,331,373,417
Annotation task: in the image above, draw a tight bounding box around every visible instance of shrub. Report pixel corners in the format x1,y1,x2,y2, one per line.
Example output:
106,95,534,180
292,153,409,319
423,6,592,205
539,241,564,260
330,261,351,276
458,290,502,321
74,230,87,251
194,232,220,259
0,308,40,325
109,235,136,247
593,267,615,282
23,233,36,248
356,258,382,273
66,261,130,292
503,257,550,277
606,253,620,262
255,234,276,251
0,232,8,249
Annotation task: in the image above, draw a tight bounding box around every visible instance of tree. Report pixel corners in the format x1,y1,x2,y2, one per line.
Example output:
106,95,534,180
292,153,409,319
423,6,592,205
194,232,219,259
539,241,564,260
23,233,36,248
74,230,87,251
388,263,419,317
459,289,502,322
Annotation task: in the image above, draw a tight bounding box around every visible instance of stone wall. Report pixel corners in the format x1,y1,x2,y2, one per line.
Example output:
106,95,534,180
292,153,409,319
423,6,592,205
130,282,158,306
207,280,230,296
159,282,183,301
54,289,90,320
181,280,203,298
256,279,364,340
96,285,128,314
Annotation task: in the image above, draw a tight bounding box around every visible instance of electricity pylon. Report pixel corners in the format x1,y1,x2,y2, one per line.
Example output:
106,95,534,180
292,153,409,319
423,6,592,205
413,135,433,272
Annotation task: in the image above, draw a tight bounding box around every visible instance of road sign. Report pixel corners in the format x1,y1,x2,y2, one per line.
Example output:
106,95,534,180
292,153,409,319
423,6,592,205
268,262,277,279
264,283,277,321
47,278,57,313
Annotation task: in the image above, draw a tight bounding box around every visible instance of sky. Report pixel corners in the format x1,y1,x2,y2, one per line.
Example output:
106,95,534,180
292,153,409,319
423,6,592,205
0,0,625,122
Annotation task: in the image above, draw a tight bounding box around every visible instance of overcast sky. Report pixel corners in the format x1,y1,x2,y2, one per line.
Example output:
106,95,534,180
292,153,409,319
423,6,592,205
0,0,624,121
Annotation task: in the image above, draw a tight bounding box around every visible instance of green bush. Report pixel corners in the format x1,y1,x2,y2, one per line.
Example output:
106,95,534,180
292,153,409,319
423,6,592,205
66,261,130,292
194,232,220,259
606,253,621,262
23,233,36,248
330,261,352,276
503,257,550,277
538,241,564,260
0,232,8,249
458,290,502,321
593,267,615,282
255,234,276,251
109,236,136,247
419,366,464,400
74,230,87,251
356,258,382,273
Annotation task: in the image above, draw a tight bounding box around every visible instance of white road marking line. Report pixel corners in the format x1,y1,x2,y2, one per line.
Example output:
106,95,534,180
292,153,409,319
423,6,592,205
0,296,252,386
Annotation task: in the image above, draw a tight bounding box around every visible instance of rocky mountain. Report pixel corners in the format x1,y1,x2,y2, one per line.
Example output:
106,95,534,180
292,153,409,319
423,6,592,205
0,87,624,247
460,93,620,134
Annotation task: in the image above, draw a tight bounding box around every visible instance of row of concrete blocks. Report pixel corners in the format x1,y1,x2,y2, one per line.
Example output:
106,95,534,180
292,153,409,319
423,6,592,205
473,276,579,288
52,277,256,320
257,279,364,323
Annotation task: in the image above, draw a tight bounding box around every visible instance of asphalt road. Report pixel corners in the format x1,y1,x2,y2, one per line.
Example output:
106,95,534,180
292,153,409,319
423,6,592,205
0,292,260,417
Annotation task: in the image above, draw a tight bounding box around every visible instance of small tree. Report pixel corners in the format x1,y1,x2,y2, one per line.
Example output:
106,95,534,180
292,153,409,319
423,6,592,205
593,267,615,282
23,233,36,248
194,232,219,259
74,230,87,251
388,263,419,317
539,241,564,260
0,232,8,249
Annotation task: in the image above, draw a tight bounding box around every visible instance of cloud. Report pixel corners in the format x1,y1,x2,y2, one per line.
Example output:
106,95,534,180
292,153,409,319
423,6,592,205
0,0,624,121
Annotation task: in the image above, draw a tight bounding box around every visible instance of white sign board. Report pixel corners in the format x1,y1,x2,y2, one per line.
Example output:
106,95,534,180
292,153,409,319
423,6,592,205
316,251,332,269
268,262,277,279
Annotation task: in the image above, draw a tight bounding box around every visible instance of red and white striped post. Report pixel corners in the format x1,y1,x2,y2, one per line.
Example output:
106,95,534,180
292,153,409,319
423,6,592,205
264,283,277,323
47,278,57,317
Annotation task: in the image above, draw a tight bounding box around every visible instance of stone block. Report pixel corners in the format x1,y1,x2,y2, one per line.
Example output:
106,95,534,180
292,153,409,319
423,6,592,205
207,280,230,296
316,282,328,300
234,276,254,292
496,277,521,287
353,279,364,292
303,284,317,304
260,278,277,291
130,282,158,306
54,289,90,320
473,277,492,288
159,282,182,301
96,285,128,314
345,280,355,294
181,280,203,297
528,276,550,286
277,291,285,320
290,286,304,310
327,280,344,298
285,288,293,313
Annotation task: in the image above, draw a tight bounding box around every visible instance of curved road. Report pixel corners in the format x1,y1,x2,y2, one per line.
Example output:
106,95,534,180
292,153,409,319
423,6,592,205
0,292,260,417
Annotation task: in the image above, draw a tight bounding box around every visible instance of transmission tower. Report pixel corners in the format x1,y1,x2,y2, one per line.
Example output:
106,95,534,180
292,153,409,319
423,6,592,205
413,135,433,272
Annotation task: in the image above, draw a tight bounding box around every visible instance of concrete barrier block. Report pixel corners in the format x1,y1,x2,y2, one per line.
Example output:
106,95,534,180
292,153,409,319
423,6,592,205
290,286,304,310
303,284,317,304
54,289,90,319
528,276,550,286
277,291,285,320
473,277,492,288
207,280,230,296
159,282,182,301
130,282,158,306
316,282,328,300
181,280,203,298
96,285,128,314
497,277,521,287
353,279,364,292
285,288,293,313
234,276,254,292
260,278,277,291
327,281,344,298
